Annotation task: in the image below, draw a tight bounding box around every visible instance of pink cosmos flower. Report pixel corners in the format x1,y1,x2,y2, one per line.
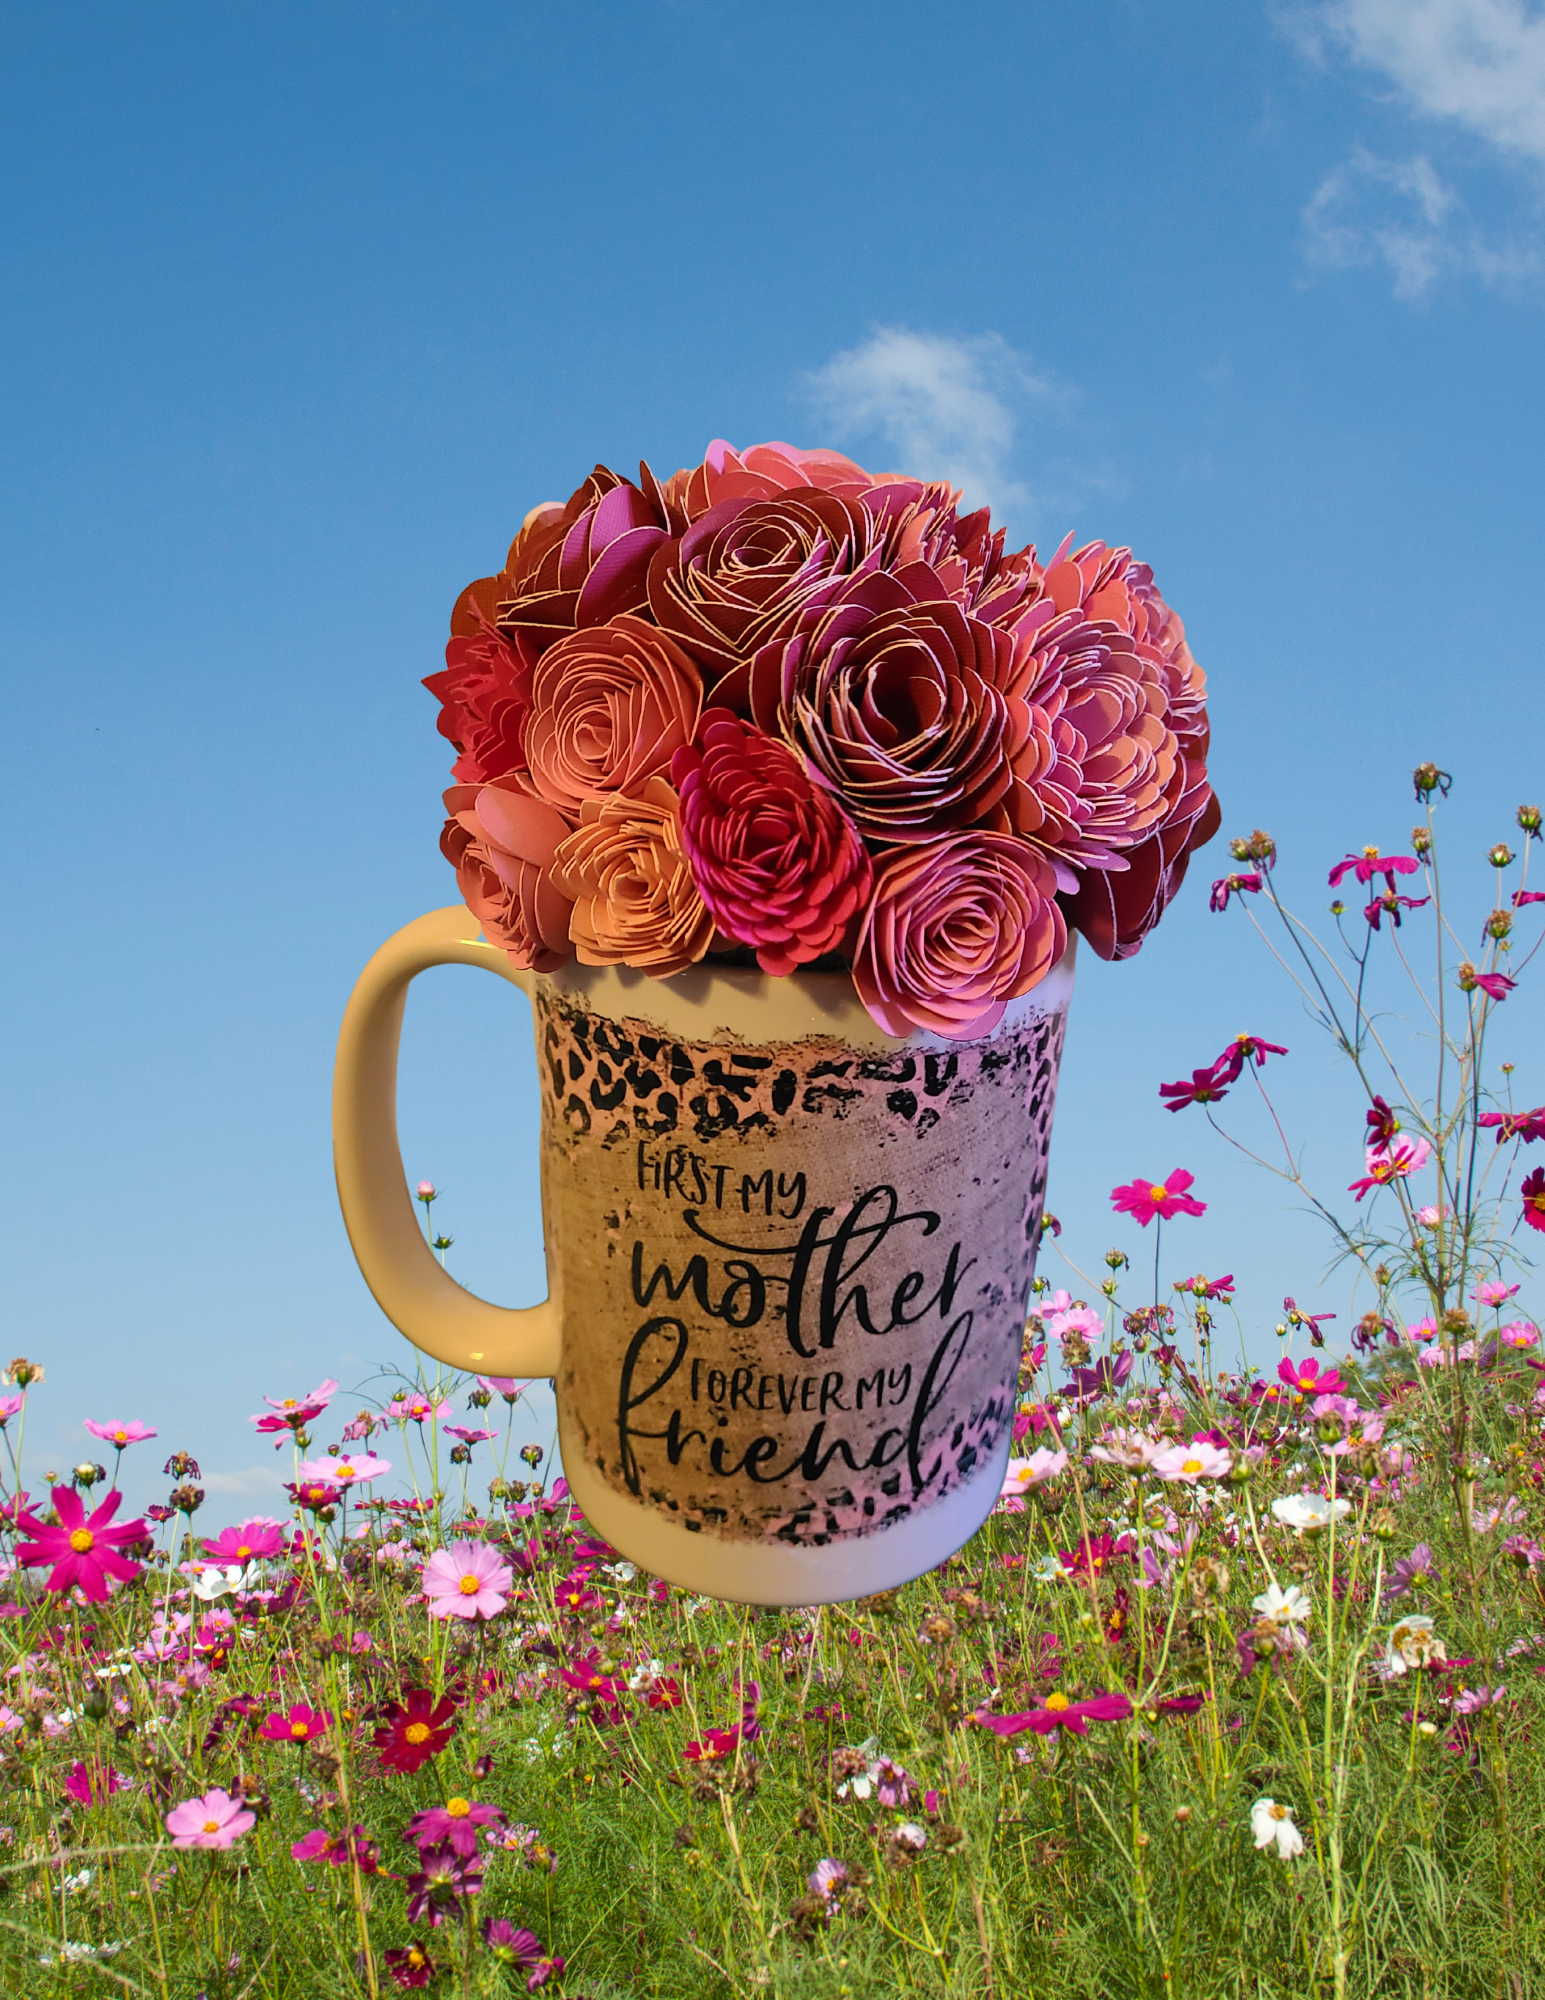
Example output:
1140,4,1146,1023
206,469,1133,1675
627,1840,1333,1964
14,1488,149,1602
421,1541,514,1622
200,1517,285,1566
1149,1440,1232,1483
258,1703,332,1746
388,1394,454,1425
442,1426,496,1446
83,1419,157,1449
1089,1428,1165,1469
476,1377,532,1402
250,1380,338,1440
976,1690,1133,1738
1278,1357,1344,1398
999,1448,1068,1497
684,1726,742,1763
291,1825,380,1870
1348,1134,1431,1201
63,1759,125,1805
1476,1280,1521,1308
417,1180,437,1199
0,1394,23,1427
261,1378,337,1415
1109,1170,1206,1226
295,1453,391,1486
406,1797,506,1858
1501,1320,1540,1349
166,1787,255,1850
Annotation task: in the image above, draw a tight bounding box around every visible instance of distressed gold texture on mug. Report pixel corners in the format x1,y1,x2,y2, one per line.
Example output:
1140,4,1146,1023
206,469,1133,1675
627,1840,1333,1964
536,987,1064,1547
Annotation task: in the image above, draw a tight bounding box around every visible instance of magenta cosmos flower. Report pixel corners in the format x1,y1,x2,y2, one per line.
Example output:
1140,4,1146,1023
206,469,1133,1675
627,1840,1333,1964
673,713,873,973
977,1690,1133,1737
1109,1169,1206,1226
1209,871,1261,911
421,1541,514,1621
1328,847,1420,890
406,1796,506,1858
1277,1356,1344,1398
1520,1168,1545,1234
83,1419,157,1449
15,1488,148,1603
201,1517,285,1564
258,1702,332,1746
165,1787,255,1850
63,1759,125,1805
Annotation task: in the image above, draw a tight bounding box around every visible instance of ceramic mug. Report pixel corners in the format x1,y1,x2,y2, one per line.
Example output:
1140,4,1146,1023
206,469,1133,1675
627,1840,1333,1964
333,907,1074,1604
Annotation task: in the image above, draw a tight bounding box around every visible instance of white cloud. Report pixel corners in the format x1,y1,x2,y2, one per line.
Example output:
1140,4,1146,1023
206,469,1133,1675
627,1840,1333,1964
200,1465,279,1498
802,327,1066,525
1302,2,1545,162
1302,146,1542,294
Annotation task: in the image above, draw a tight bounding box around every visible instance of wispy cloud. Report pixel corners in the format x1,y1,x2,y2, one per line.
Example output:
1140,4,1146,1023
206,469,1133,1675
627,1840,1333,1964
801,327,1072,528
1300,1,1545,163
1284,4,1545,296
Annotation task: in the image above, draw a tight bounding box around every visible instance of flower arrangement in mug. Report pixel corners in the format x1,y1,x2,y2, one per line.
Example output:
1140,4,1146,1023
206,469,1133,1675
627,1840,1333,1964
424,440,1219,1037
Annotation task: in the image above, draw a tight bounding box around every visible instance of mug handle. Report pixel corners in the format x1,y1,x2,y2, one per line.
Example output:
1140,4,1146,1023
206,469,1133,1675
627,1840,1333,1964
332,905,560,1378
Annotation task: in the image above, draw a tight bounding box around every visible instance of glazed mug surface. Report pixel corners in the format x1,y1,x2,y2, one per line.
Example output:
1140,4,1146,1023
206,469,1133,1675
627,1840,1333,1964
333,907,1073,1603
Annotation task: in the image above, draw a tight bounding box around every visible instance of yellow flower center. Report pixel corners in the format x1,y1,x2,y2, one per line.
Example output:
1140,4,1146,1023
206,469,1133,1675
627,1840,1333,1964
337,1464,356,1478
236,1545,250,1559
1045,1692,1071,1711
1270,1803,1287,1821
112,1431,127,1444
69,1530,94,1554
1182,1458,1203,1475
446,1797,470,1817
1149,1185,1168,1203
290,1721,310,1739
458,1573,481,1594
202,1818,220,1834
404,1722,431,1744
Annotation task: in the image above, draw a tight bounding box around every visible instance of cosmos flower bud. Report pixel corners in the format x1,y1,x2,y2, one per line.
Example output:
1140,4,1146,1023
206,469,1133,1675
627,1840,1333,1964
1517,804,1541,837
1411,825,1432,856
1413,762,1451,799
1489,844,1515,869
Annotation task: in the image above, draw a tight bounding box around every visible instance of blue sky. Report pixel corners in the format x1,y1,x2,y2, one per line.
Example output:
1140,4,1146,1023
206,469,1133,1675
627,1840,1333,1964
3,0,1543,1519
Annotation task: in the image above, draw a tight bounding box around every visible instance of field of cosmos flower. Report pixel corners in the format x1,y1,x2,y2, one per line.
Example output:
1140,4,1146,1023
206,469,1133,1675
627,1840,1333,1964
3,768,1544,2000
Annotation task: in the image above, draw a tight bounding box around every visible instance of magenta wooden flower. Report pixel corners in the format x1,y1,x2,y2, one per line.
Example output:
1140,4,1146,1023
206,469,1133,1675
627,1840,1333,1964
1109,1170,1206,1226
165,1787,254,1850
420,1540,514,1622
852,831,1065,1038
14,1487,149,1603
673,714,872,974
82,1419,157,1449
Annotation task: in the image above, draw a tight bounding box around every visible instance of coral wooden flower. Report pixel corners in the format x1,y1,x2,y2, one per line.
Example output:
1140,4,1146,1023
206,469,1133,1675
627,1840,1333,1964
422,622,537,787
673,713,872,973
1109,1170,1206,1226
14,1488,149,1603
852,831,1065,1039
525,615,702,816
551,778,713,977
440,782,574,974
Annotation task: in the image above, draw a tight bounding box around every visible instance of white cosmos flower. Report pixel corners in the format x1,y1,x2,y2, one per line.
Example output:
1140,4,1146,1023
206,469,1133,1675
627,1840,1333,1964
1089,1428,1165,1469
1250,1797,1305,1860
192,1562,263,1603
1385,1613,1447,1677
1271,1492,1352,1533
1251,1583,1311,1627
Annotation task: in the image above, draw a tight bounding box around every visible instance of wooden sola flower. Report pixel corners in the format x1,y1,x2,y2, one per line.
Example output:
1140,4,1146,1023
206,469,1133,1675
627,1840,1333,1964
425,440,1218,1038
